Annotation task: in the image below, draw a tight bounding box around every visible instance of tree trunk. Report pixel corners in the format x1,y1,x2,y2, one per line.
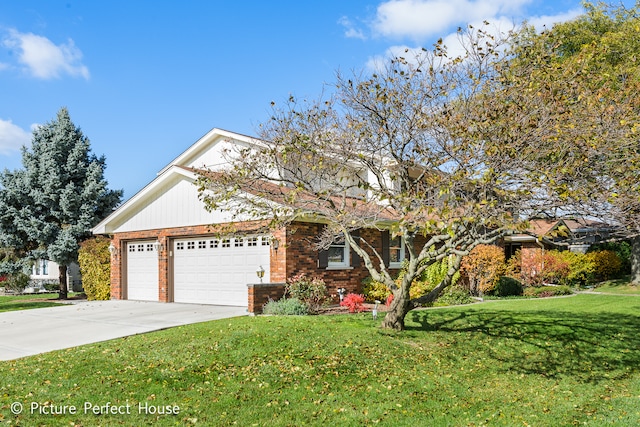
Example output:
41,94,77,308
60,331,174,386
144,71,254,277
381,287,410,330
631,235,640,285
58,264,68,300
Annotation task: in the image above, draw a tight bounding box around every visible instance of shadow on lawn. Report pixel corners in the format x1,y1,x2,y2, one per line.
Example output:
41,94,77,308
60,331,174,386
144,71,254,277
0,301,62,313
406,306,640,382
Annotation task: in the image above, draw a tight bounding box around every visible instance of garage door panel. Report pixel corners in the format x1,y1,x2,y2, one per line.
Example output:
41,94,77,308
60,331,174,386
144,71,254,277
126,241,159,301
173,236,270,306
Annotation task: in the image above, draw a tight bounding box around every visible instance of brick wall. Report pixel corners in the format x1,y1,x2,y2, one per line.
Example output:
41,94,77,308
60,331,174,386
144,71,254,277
247,282,286,314
281,222,400,303
108,219,417,310
109,220,272,303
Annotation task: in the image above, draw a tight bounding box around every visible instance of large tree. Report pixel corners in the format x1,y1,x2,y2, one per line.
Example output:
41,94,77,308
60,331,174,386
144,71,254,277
198,26,566,330
0,108,122,298
500,2,640,282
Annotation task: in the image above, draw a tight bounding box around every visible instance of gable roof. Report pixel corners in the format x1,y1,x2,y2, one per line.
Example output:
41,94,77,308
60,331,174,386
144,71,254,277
93,128,260,235
158,128,262,175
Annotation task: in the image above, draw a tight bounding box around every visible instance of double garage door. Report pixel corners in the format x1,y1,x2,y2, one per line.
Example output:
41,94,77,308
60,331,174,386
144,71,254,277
126,236,270,306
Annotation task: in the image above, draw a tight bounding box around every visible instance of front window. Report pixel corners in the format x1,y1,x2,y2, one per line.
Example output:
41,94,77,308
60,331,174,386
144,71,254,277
328,237,349,268
32,259,49,276
389,236,405,268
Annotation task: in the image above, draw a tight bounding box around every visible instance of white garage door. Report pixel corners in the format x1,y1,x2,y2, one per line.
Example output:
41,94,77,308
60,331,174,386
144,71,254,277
173,236,270,306
126,241,159,301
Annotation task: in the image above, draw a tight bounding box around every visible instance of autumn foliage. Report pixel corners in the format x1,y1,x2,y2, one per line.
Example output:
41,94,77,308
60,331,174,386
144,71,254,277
461,245,505,295
340,293,365,313
78,237,111,300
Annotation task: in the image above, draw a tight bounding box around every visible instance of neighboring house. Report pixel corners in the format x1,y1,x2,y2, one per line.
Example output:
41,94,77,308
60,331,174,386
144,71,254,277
502,218,571,261
31,259,83,292
501,217,617,261
92,129,410,312
563,218,617,253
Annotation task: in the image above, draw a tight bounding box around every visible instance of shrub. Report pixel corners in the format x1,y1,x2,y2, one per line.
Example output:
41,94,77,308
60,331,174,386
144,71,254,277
523,285,572,297
4,273,29,293
409,278,435,300
589,250,623,281
488,276,523,297
556,251,595,286
362,277,392,302
262,298,309,315
461,245,505,295
43,280,60,292
363,257,461,303
420,257,460,291
340,293,365,313
519,250,571,286
78,237,111,300
589,241,631,275
434,286,474,306
285,274,328,314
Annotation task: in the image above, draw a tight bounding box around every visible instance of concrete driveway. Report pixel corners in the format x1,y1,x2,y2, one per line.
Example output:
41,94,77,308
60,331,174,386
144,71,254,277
0,300,247,361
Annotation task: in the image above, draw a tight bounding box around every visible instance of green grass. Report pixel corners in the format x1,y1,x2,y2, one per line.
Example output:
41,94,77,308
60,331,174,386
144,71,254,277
593,277,640,295
0,293,63,313
1,294,639,426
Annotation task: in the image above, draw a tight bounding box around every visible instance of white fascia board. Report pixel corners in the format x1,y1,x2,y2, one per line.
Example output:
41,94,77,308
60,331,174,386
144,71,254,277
157,128,266,175
92,165,198,235
503,234,537,243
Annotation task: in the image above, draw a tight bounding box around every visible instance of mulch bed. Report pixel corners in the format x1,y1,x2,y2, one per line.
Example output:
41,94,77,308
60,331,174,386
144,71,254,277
318,302,389,315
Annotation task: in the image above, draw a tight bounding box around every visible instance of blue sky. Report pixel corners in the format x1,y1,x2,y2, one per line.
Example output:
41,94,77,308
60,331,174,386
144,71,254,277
0,1,632,200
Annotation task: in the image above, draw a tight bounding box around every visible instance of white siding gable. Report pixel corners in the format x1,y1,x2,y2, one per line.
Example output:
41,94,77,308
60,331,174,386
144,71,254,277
107,173,234,233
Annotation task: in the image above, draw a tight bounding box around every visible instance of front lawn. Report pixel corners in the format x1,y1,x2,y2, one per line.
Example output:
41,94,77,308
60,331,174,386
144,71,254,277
1,294,639,426
593,277,640,295
0,293,64,313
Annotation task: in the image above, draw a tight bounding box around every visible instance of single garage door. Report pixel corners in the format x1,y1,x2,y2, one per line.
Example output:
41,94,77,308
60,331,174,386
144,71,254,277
173,235,270,306
126,241,159,301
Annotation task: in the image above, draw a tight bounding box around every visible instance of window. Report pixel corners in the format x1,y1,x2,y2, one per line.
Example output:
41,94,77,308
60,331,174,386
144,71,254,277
146,243,154,252
234,238,244,247
328,237,349,268
198,240,206,249
261,236,270,246
137,244,144,252
247,237,258,247
187,241,195,250
389,236,405,267
221,239,231,248
129,245,136,252
32,259,48,276
176,242,185,250
209,240,218,249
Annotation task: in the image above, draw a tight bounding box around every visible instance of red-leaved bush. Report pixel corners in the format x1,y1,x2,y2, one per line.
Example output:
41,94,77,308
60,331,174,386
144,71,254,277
340,293,365,313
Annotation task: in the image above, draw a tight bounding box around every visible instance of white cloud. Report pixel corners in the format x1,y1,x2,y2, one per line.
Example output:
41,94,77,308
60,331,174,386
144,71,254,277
372,0,532,41
0,119,31,155
364,1,588,69
339,16,367,40
2,29,89,80
526,8,584,31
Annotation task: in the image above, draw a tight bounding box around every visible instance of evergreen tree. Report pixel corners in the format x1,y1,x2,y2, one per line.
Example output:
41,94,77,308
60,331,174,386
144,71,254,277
0,107,122,298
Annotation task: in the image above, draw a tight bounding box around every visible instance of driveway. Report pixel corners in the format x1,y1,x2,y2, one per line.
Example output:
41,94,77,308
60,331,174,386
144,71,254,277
0,300,247,361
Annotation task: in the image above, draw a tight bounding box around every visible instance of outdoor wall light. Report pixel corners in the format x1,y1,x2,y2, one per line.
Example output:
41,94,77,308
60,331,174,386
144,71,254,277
153,240,165,257
108,242,118,258
256,265,265,283
271,237,279,251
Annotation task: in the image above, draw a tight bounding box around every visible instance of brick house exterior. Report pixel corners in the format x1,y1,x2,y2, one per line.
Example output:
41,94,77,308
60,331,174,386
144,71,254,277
93,128,410,313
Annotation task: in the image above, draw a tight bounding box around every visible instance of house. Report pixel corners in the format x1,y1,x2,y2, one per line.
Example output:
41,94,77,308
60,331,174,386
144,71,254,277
502,218,571,260
30,259,82,292
563,218,617,253
92,129,409,313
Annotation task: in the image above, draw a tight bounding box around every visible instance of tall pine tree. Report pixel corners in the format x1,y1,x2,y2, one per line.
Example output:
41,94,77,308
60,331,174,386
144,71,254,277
0,108,122,298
